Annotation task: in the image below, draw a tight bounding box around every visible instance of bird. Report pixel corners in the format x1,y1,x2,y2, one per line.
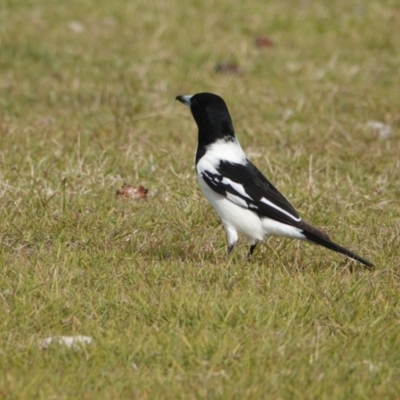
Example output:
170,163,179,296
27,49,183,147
175,92,373,268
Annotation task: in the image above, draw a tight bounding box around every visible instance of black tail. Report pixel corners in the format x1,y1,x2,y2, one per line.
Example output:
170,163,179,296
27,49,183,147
299,222,373,268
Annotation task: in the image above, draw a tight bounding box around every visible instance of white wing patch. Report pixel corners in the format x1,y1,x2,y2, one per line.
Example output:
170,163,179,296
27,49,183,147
197,155,302,223
260,197,301,222
226,192,248,208
221,177,252,200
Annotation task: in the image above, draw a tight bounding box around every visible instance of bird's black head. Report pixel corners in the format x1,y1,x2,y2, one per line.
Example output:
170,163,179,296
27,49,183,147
176,92,236,148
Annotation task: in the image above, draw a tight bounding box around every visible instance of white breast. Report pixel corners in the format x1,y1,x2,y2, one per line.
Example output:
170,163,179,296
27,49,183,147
197,170,265,242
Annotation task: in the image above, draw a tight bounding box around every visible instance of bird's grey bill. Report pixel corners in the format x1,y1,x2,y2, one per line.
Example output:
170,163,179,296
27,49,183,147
176,94,193,107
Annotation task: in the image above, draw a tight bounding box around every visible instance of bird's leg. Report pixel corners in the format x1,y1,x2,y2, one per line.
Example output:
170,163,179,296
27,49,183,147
247,240,258,261
225,226,238,258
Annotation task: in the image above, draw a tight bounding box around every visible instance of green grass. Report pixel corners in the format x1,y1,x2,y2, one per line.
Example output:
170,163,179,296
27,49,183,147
1,0,400,398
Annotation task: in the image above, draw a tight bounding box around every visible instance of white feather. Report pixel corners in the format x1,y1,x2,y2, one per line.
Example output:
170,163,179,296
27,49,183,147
204,139,246,165
197,171,305,243
226,192,249,208
197,174,264,242
221,177,252,200
260,197,301,222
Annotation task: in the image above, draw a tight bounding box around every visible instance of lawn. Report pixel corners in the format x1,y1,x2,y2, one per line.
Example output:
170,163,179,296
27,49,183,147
0,0,399,398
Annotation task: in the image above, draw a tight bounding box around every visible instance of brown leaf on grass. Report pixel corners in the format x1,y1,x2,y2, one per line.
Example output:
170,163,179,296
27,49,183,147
215,63,243,75
255,36,275,48
116,183,148,200
200,240,215,253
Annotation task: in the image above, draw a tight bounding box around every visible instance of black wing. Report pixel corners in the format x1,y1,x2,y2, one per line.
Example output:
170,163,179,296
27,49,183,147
200,160,374,267
201,160,302,226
